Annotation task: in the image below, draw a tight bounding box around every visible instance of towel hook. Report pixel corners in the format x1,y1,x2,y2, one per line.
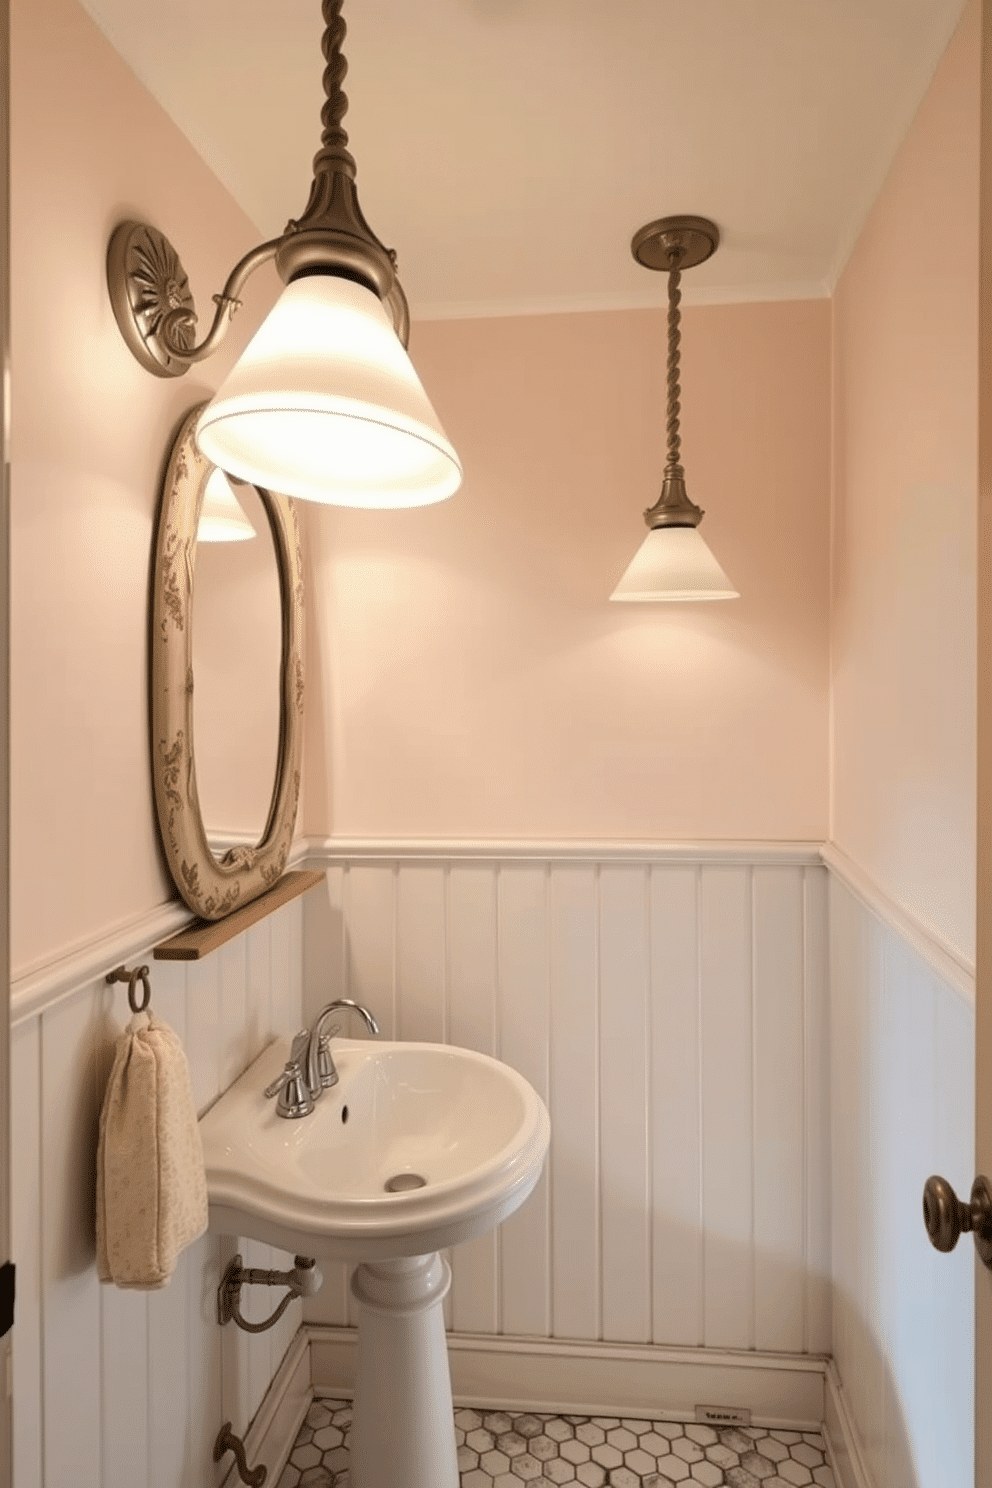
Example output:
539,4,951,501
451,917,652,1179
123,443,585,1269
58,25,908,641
106,964,152,1015
214,1422,267,1486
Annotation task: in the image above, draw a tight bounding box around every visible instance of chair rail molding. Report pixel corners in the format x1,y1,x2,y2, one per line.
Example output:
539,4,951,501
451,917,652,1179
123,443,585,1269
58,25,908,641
820,841,974,1005
305,836,824,866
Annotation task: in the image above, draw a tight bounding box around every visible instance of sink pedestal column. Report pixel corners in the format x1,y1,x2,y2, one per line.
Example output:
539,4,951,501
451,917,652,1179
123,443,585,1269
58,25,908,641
349,1253,458,1488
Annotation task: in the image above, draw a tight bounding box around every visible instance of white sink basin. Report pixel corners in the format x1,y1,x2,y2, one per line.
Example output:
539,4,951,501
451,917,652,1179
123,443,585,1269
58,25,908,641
199,1036,550,1260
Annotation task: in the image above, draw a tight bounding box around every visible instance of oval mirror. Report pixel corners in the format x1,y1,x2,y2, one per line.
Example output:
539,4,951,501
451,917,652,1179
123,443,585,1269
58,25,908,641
151,403,304,920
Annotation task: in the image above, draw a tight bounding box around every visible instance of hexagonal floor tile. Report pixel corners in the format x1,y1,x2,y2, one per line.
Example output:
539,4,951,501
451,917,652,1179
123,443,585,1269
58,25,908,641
514,1456,544,1481
689,1463,723,1487
655,1454,691,1483
289,1444,322,1472
313,1426,343,1451
718,1430,754,1456
285,1399,845,1488
639,1432,672,1457
298,1468,334,1487
576,1463,607,1488
724,1469,762,1488
514,1416,544,1439
705,1444,740,1471
739,1452,775,1481
543,1458,577,1484
485,1413,515,1436
577,1423,606,1447
529,1435,559,1462
777,1461,813,1487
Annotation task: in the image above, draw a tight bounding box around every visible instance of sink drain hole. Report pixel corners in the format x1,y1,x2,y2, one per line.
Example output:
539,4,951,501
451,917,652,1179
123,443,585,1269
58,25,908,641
384,1173,427,1193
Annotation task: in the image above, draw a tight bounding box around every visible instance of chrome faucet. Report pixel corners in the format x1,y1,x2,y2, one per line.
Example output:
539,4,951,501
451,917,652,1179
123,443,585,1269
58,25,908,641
306,998,379,1098
265,998,379,1119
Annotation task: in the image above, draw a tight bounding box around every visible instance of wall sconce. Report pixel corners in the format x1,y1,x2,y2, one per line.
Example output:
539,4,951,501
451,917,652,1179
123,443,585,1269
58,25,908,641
107,0,462,510
611,215,738,602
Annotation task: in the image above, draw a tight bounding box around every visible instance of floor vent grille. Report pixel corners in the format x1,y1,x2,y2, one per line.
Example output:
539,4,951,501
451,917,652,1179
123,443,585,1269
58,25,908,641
694,1404,752,1427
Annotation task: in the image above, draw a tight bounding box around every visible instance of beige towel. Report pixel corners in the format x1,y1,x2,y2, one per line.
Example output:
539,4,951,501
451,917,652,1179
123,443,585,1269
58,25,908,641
96,1012,208,1289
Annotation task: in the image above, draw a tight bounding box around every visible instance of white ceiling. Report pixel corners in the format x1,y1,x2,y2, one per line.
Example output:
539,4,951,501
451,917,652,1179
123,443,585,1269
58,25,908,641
80,0,967,318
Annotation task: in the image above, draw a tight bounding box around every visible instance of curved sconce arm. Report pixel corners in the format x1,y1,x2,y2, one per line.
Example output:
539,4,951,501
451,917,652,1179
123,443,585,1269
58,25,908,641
158,236,283,364
107,223,282,379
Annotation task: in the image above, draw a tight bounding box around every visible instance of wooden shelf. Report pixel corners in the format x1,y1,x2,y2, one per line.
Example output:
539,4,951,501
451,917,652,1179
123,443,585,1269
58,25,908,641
153,870,325,961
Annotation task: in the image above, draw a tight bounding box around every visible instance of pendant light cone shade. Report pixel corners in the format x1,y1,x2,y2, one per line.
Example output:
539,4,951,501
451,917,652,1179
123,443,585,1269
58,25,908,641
610,525,739,602
196,467,257,542
196,275,463,508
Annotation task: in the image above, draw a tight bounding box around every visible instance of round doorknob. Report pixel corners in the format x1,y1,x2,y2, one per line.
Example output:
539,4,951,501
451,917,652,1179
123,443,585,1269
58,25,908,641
923,1174,992,1268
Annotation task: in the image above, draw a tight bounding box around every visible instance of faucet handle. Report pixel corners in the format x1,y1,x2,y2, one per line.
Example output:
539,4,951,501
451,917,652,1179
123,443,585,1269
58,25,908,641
274,1064,314,1120
264,1031,315,1118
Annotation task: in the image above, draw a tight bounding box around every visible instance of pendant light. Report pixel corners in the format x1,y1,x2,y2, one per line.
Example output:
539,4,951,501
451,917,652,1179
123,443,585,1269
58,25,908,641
611,216,738,602
107,0,461,509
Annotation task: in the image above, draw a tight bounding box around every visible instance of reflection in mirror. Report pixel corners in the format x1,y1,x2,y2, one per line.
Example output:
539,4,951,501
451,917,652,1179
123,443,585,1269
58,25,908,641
192,480,282,855
198,468,257,543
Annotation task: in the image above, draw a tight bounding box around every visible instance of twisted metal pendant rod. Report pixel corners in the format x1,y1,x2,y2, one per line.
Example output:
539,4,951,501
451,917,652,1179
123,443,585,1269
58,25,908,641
665,256,684,477
319,0,355,168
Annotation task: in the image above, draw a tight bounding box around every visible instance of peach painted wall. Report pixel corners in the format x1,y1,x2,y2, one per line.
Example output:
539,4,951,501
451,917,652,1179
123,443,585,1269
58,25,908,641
302,298,831,843
10,0,281,976
831,0,979,965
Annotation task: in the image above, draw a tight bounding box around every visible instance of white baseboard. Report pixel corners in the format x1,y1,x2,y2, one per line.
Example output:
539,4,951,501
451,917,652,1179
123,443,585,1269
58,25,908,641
221,1328,312,1488
308,1326,828,1430
823,1362,872,1488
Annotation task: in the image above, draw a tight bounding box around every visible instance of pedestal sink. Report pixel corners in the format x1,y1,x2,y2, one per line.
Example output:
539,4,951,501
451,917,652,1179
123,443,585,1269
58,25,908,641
199,1036,551,1488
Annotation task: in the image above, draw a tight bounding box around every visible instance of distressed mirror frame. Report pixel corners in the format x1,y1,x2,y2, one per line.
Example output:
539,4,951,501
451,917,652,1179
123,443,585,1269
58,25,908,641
152,403,304,920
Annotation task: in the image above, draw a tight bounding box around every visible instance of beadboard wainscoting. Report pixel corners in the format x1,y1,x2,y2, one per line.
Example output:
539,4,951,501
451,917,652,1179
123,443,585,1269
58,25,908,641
301,843,832,1411
11,898,309,1488
826,867,975,1488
